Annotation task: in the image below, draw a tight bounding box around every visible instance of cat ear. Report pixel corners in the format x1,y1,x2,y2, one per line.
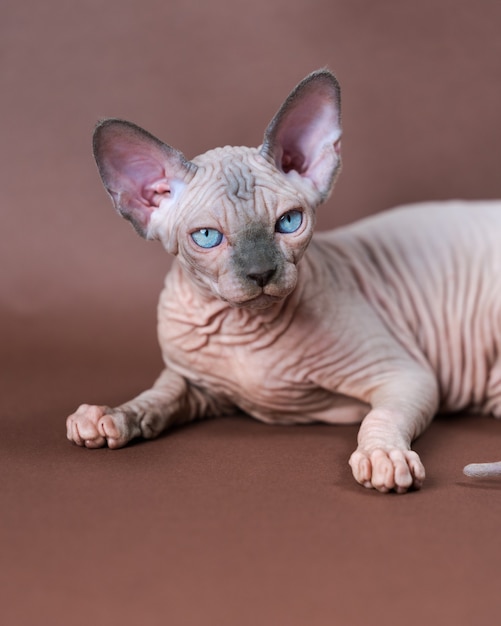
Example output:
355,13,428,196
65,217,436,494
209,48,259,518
93,119,196,238
261,70,342,203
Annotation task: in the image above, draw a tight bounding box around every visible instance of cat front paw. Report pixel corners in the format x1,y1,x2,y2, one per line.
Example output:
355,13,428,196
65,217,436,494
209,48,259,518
66,404,140,449
348,447,425,494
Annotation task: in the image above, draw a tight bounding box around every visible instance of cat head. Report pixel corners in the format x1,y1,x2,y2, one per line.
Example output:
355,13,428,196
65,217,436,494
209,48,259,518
93,69,341,309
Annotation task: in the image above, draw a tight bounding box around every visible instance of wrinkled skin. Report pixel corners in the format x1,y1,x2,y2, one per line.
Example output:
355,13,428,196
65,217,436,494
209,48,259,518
67,70,501,492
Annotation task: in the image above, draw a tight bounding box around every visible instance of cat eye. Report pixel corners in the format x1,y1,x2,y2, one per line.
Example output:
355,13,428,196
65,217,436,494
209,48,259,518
191,228,224,249
275,210,303,234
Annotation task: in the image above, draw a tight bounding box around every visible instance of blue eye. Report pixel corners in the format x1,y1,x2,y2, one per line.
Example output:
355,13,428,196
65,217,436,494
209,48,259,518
191,228,223,248
276,210,303,234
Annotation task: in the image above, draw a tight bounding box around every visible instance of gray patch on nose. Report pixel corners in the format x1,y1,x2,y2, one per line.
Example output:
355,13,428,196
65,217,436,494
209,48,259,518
232,223,282,287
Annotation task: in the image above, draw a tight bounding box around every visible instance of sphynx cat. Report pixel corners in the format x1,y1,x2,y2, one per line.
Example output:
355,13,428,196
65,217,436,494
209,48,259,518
66,69,501,492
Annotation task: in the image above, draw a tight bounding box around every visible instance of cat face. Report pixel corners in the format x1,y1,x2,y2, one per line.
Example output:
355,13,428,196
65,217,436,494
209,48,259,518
151,146,316,308
92,70,342,308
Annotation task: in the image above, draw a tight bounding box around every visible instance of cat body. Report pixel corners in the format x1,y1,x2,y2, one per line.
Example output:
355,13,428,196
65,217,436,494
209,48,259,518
66,70,501,492
160,199,501,428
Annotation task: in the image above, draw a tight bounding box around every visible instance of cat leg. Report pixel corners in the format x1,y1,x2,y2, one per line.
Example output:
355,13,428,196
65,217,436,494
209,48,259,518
348,373,439,493
349,409,428,493
66,368,223,448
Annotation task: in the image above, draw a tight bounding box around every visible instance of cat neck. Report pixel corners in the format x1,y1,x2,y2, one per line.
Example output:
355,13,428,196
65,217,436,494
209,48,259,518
159,259,306,349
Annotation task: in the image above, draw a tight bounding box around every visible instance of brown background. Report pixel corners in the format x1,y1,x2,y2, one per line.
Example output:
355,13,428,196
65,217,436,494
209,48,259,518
2,0,501,624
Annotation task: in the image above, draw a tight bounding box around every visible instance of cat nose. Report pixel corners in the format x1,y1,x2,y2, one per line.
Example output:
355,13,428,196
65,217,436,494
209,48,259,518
247,267,276,287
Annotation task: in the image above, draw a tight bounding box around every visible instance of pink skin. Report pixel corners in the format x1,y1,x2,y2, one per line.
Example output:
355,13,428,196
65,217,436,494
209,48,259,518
68,405,126,449
67,70,501,492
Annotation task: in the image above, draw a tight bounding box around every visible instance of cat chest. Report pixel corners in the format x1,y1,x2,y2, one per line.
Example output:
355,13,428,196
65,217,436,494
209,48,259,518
166,331,303,399
160,316,343,422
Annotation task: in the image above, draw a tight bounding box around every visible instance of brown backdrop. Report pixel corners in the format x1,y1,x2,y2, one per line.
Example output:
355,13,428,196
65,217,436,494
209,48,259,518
2,1,501,624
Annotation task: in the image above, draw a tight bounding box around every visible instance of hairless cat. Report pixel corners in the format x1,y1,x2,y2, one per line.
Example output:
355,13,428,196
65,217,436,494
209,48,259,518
66,69,501,492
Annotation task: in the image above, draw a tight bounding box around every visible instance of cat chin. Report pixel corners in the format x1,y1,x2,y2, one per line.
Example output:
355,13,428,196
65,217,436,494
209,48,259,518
225,293,285,310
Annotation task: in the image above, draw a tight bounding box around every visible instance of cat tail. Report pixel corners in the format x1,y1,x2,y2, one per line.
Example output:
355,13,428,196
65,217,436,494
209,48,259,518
463,461,501,477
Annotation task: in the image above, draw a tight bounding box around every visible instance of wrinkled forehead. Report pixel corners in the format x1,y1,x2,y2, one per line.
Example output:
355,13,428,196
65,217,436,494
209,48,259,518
184,146,302,224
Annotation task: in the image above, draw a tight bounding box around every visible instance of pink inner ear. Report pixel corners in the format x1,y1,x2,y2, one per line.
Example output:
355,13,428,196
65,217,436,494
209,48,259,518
94,119,193,236
277,96,341,176
262,72,342,199
105,141,170,202
143,180,172,208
